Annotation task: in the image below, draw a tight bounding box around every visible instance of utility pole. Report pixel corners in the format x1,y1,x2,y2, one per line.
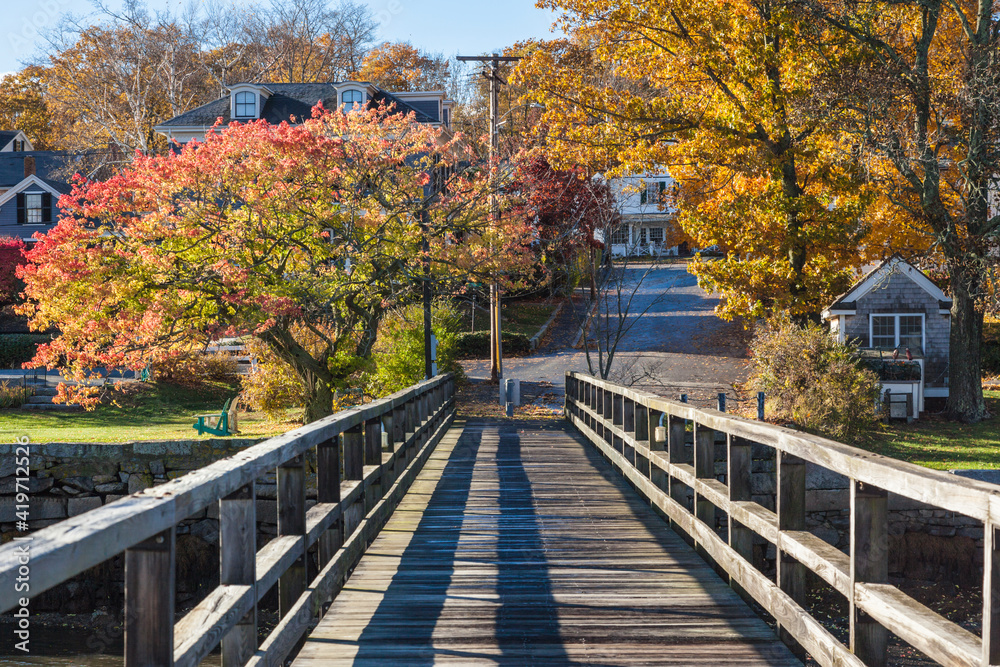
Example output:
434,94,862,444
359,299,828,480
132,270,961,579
456,53,520,385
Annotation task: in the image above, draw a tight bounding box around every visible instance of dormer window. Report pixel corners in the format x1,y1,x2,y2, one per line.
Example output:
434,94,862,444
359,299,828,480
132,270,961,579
12,139,24,152
342,89,365,111
234,91,256,118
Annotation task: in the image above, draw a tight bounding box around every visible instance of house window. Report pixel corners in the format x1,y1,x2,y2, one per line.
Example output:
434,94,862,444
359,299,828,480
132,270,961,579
25,193,43,224
342,89,364,110
610,225,629,244
647,227,664,244
640,180,666,204
870,314,924,351
234,91,255,117
12,139,24,151
443,108,450,128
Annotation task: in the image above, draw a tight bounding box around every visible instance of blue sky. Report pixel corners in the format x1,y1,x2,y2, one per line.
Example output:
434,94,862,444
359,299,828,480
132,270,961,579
0,0,562,75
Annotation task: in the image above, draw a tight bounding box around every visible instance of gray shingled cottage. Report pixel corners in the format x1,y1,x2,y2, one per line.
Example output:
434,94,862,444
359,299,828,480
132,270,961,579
822,256,951,419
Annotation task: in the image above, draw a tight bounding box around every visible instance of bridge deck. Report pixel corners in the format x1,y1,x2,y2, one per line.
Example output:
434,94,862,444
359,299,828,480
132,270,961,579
293,418,799,666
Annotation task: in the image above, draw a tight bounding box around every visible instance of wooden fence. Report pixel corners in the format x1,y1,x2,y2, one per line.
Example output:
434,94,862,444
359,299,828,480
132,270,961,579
0,374,455,667
564,371,1000,667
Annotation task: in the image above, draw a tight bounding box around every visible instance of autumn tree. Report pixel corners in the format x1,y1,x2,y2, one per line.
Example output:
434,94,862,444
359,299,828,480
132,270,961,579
507,154,615,296
513,4,921,321
0,68,57,149
805,0,1000,422
18,105,526,422
353,42,450,92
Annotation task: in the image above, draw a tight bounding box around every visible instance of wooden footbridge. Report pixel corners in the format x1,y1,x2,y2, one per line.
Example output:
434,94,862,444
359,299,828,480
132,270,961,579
2,372,1000,667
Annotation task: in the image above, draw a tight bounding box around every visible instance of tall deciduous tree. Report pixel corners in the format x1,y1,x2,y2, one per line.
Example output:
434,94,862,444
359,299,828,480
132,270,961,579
353,42,450,92
18,105,524,422
0,68,57,149
807,0,999,422
513,3,921,320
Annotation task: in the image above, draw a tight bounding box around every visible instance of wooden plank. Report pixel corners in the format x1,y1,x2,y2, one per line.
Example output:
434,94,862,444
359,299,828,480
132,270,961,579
125,528,175,667
568,411,861,667
174,585,255,667
250,407,455,667
694,421,716,561
855,583,980,667
986,522,1000,665
728,434,753,596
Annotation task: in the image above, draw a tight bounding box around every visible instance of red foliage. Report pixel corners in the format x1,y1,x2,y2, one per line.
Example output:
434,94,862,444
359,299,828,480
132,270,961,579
0,237,26,305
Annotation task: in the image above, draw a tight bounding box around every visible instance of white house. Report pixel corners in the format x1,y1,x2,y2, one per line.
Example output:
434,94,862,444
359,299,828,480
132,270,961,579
605,170,683,257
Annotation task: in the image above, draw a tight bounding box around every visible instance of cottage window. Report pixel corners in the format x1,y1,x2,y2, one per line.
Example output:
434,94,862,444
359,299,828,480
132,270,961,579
342,89,364,110
640,180,666,204
12,139,24,151
610,225,629,244
870,314,924,351
234,91,255,117
647,227,664,244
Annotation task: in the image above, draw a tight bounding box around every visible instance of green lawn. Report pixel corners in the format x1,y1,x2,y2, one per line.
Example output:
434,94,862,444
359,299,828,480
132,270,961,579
0,382,299,443
868,390,1000,470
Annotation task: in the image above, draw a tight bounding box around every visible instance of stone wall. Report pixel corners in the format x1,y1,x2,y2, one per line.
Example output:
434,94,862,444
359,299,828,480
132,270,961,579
0,439,322,612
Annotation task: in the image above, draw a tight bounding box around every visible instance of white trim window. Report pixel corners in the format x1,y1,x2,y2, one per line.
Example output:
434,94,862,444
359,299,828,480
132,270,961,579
870,313,924,351
342,89,365,110
610,224,630,245
234,91,256,118
25,193,43,224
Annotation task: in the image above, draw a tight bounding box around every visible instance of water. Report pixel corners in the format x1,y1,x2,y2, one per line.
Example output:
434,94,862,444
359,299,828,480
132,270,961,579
0,624,221,666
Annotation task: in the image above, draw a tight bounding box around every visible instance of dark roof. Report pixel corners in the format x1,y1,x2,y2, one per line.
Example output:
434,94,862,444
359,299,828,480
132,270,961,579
0,152,77,189
373,91,435,123
0,131,20,148
827,253,951,312
157,83,434,128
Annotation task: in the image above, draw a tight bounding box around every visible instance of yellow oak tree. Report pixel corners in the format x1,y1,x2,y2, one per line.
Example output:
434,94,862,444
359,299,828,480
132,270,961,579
514,1,925,321
353,42,450,92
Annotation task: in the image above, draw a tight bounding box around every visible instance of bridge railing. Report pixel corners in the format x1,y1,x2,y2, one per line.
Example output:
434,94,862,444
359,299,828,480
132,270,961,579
565,371,1000,667
0,373,455,667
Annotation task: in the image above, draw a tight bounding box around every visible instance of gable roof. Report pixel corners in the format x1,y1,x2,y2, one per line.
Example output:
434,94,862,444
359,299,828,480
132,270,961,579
155,82,435,132
823,255,951,319
0,152,76,189
0,174,69,208
0,131,19,149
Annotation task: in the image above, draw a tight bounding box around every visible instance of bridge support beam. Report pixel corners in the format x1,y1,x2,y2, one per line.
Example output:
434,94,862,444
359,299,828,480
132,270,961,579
278,455,307,622
125,527,175,667
220,483,257,666
777,452,807,658
851,481,888,667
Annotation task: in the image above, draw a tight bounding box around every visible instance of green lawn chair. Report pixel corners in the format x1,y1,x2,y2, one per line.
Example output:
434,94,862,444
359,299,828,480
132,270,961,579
193,397,237,436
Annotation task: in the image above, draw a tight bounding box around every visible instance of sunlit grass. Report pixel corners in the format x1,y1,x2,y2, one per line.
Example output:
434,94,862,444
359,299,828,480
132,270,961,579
0,382,300,443
868,390,1000,470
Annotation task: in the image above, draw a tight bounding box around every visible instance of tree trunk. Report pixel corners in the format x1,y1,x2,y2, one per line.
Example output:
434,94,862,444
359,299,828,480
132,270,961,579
947,280,989,422
303,377,335,424
589,246,598,300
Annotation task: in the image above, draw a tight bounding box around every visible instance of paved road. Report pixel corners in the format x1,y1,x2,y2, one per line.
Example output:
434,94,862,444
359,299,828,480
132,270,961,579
460,263,749,403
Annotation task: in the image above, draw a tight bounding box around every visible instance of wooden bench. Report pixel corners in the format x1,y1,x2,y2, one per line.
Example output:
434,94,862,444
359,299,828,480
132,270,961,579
193,397,238,436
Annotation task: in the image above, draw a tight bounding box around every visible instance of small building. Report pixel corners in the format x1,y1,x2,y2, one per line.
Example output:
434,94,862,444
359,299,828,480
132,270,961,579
606,170,685,258
0,131,73,242
822,255,951,418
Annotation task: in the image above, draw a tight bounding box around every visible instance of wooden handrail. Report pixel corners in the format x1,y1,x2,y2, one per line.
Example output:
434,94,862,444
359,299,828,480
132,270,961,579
564,371,1000,667
0,373,455,667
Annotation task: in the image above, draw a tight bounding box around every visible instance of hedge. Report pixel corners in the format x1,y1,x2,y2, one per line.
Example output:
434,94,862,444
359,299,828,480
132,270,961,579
984,320,1000,376
455,331,532,359
0,334,51,369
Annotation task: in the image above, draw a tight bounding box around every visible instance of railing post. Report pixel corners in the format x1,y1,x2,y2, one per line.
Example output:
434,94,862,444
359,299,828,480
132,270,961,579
727,435,753,598
343,424,365,536
277,454,307,621
405,398,417,463
777,452,807,656
668,412,689,520
317,436,342,568
603,385,614,445
612,391,624,455
392,404,406,468
648,407,665,489
984,522,1000,665
694,421,716,560
125,528,175,667
851,480,888,666
364,419,381,506
220,483,256,666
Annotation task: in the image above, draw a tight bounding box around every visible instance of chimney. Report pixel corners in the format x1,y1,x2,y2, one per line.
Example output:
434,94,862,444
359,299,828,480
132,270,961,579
23,156,35,178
